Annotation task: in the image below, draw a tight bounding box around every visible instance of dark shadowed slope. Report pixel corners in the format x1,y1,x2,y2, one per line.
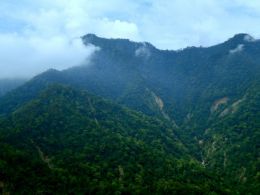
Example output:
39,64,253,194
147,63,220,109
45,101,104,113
1,33,259,124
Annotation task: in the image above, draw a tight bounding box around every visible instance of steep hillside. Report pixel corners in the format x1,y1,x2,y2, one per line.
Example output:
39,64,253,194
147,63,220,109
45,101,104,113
77,33,260,126
0,84,229,194
201,83,260,194
1,33,259,124
0,33,259,194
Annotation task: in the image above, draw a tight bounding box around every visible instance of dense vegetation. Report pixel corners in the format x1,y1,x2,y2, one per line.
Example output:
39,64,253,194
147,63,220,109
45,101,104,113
202,83,260,194
0,33,259,194
0,85,230,194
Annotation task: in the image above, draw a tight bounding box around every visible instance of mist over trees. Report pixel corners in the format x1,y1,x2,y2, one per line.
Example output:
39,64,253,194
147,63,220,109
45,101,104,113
0,33,259,194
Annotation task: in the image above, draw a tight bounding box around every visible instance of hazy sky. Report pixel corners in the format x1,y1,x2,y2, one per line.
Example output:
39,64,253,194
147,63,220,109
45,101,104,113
1,0,260,78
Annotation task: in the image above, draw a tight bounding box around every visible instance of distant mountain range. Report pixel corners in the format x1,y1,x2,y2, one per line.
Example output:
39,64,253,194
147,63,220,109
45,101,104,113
0,33,259,194
0,78,26,97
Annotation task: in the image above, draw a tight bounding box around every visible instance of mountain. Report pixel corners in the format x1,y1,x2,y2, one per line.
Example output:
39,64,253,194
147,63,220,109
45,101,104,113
0,84,229,194
1,33,259,124
202,83,260,193
0,33,259,194
0,78,26,97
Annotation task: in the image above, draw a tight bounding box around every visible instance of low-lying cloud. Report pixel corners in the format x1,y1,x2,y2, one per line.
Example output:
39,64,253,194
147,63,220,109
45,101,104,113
244,34,256,42
1,0,260,78
135,43,151,59
0,33,98,78
0,0,140,78
229,44,244,54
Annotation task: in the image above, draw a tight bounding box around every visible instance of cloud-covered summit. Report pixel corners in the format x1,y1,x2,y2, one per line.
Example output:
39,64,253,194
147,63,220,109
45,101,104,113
1,0,260,78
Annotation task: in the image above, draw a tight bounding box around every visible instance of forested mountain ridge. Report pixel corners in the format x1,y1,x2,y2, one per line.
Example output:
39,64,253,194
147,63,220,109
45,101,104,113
79,33,259,126
0,84,230,194
0,78,26,97
202,82,260,193
0,33,259,194
1,33,259,124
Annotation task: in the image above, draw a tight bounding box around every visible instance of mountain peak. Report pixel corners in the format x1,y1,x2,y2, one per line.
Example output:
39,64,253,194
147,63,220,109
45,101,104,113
81,33,156,53
228,33,255,43
82,33,99,43
82,33,131,46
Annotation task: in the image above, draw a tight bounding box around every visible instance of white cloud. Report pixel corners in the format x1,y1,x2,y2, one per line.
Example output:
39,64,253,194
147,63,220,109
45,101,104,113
244,34,256,42
132,0,260,49
229,44,244,54
0,0,139,78
0,33,99,78
135,43,151,59
1,0,260,78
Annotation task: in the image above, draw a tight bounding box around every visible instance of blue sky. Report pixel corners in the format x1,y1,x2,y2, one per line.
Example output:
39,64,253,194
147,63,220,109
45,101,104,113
1,0,260,78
